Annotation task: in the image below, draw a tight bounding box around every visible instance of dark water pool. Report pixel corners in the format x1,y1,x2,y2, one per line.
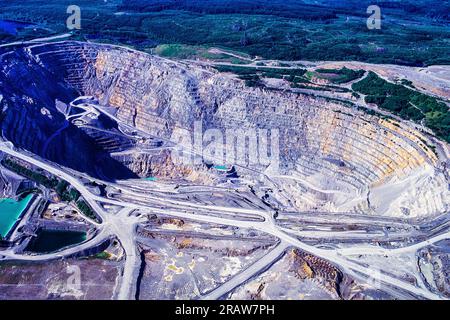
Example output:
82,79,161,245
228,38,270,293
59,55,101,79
26,229,86,253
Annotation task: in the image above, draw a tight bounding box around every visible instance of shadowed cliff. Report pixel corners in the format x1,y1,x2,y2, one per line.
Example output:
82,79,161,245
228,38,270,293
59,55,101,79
0,48,138,181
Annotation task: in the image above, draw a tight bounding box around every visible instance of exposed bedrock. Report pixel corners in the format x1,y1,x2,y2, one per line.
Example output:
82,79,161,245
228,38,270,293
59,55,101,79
115,151,216,184
1,41,449,218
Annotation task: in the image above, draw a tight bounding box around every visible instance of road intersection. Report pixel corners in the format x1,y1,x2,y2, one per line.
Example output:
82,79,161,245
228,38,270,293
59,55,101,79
0,142,447,300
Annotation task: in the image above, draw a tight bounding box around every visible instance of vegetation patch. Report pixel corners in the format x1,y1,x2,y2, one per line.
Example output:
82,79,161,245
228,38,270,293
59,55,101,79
154,44,249,64
93,251,113,260
2,158,58,189
75,200,99,222
315,67,365,84
352,72,450,142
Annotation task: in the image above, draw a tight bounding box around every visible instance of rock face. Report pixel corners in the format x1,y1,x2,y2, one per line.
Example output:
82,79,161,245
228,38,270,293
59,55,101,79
0,41,448,218
0,44,137,181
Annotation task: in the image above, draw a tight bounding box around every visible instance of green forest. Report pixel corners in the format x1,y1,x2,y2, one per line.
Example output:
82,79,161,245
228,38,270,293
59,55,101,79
352,72,450,142
1,0,449,66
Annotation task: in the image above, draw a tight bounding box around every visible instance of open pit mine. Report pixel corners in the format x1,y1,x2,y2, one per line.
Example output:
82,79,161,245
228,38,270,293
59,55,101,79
0,41,448,300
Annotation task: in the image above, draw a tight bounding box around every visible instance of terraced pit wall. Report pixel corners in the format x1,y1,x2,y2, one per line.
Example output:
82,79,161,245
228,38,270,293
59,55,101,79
1,42,448,219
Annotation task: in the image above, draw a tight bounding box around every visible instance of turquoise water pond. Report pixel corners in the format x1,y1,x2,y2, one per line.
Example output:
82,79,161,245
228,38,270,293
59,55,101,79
0,194,33,238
